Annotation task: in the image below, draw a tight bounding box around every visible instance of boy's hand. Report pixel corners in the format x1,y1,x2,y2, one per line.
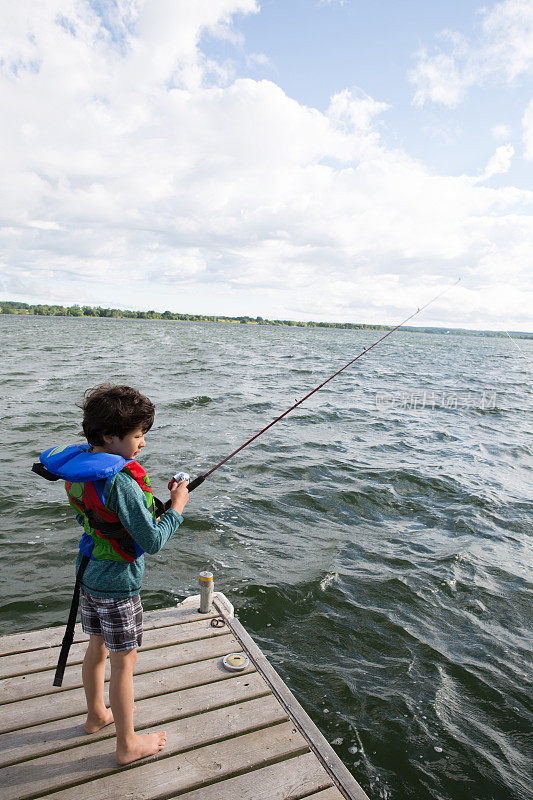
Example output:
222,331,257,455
170,479,189,515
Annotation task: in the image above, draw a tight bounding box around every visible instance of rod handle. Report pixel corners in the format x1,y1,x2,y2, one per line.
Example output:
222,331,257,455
187,475,206,493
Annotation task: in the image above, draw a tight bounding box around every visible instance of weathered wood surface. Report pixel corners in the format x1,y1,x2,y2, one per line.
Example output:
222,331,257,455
30,722,310,800
0,616,228,679
0,598,369,800
0,651,252,735
168,752,340,800
0,672,269,768
0,632,240,704
300,789,347,800
1,695,291,800
0,599,215,657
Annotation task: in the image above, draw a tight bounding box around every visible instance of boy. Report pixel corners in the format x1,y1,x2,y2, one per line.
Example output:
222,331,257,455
39,384,189,764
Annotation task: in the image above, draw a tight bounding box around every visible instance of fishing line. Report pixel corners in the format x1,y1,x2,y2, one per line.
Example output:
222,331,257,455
178,278,461,497
504,330,531,363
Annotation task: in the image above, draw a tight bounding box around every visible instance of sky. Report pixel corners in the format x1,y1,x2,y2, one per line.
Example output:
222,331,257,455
1,0,532,330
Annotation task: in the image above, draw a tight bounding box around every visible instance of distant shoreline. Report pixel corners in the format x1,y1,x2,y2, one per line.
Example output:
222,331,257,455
1,300,531,339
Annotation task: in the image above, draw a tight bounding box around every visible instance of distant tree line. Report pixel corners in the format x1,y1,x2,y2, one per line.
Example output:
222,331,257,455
1,300,531,338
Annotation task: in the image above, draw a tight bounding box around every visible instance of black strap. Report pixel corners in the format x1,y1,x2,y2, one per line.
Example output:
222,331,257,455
83,508,124,534
53,555,90,687
32,462,61,481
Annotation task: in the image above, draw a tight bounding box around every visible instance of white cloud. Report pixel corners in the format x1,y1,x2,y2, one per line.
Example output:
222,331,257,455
246,52,272,68
478,143,515,180
0,0,532,330
328,88,390,133
410,47,467,108
492,123,512,141
410,0,533,107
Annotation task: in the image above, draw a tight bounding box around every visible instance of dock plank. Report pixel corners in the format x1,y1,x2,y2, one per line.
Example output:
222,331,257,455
32,720,308,800
304,789,348,799
0,653,253,735
0,632,240,703
170,751,336,800
1,694,291,800
0,617,228,679
0,672,270,768
0,601,216,657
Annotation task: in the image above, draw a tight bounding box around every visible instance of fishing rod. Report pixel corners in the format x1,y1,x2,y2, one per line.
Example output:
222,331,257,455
171,279,461,499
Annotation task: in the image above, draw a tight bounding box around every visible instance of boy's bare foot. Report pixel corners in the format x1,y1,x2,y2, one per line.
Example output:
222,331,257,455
85,705,136,735
116,731,167,765
85,708,114,734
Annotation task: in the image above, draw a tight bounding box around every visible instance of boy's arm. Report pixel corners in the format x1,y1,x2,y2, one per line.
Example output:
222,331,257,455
108,472,183,555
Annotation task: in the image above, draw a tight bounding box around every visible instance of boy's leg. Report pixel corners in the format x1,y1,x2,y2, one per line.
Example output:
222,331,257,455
109,649,167,765
82,635,113,733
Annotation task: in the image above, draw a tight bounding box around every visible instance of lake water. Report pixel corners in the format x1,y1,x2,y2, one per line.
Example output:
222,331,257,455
1,313,531,800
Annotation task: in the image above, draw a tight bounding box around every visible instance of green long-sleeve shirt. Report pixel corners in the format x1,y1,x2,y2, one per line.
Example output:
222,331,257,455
75,471,183,598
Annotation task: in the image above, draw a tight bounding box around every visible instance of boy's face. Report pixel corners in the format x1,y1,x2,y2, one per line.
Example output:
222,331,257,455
102,427,146,461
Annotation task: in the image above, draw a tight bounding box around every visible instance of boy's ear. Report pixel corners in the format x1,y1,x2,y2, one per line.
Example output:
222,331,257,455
102,433,115,444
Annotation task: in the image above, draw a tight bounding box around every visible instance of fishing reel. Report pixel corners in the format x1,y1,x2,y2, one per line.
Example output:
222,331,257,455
167,472,190,490
163,472,205,511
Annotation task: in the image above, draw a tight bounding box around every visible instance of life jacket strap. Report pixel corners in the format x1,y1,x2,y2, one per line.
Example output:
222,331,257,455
32,463,61,481
53,554,90,687
83,507,124,534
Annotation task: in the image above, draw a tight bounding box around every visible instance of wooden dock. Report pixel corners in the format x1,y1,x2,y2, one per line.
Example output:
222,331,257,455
0,590,369,800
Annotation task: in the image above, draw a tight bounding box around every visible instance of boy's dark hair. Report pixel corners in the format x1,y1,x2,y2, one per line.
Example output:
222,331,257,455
81,384,155,446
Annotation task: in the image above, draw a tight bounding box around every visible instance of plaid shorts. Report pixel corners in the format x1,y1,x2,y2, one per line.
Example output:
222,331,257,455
80,589,143,652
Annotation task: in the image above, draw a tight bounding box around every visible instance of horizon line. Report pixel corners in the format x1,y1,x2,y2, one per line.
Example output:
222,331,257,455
1,299,532,339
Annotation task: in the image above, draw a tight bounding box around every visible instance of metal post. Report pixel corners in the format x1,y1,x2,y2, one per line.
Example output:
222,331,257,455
199,571,214,613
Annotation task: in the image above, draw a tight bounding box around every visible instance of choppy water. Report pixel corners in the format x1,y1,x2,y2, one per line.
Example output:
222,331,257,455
1,314,532,800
